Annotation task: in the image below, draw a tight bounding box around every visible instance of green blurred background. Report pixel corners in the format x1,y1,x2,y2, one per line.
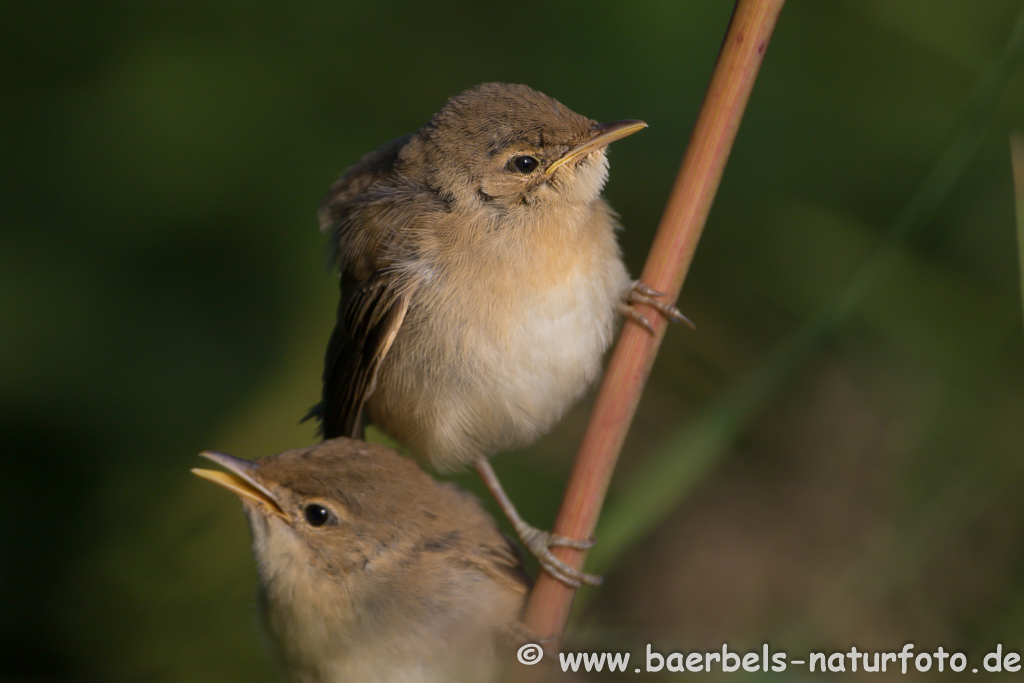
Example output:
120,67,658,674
4,1,1024,681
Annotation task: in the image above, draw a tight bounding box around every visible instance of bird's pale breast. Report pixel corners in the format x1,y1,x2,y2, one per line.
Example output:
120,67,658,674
369,202,629,470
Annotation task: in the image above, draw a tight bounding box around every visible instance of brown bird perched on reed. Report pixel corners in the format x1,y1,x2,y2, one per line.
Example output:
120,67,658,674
192,438,529,683
309,82,688,586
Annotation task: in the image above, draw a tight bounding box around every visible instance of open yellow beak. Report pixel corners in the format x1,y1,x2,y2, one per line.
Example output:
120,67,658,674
192,450,290,521
545,119,647,175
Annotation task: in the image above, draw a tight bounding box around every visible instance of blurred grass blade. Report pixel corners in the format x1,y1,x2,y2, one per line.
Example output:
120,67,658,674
590,325,820,572
1012,131,1024,334
591,2,1024,576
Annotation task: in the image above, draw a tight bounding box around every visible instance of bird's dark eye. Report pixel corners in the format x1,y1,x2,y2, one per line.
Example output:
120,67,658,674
511,155,539,174
304,503,332,527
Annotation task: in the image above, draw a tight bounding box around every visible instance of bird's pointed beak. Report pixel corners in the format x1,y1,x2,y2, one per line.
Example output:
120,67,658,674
192,451,290,521
545,119,647,175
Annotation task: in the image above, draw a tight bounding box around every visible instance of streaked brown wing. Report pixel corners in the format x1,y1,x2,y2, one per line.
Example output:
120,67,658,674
309,133,447,439
317,271,410,440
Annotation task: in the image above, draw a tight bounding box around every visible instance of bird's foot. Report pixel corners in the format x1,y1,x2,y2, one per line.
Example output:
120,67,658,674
620,281,694,334
474,457,602,588
514,522,603,588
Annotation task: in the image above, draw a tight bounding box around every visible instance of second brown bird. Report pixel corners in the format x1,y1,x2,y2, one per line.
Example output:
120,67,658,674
193,438,528,683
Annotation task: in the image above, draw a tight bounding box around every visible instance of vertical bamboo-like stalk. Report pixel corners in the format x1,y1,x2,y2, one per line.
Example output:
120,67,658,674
518,0,788,662
1012,132,1024,337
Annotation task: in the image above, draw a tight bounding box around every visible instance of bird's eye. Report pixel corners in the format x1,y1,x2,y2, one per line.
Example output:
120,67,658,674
511,155,539,174
303,503,332,527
